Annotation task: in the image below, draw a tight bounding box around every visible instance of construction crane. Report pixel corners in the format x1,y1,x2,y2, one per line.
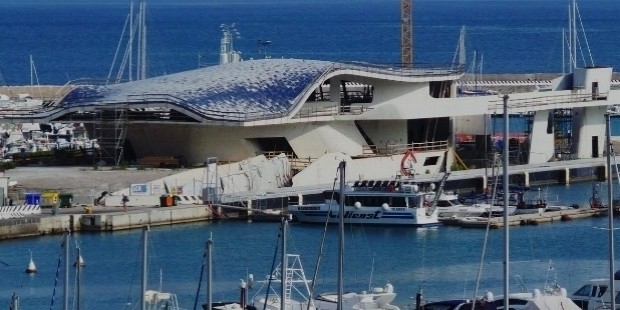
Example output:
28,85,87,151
401,0,413,66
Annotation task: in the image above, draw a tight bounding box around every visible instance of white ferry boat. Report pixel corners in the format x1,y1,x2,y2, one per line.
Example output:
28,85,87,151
288,175,448,227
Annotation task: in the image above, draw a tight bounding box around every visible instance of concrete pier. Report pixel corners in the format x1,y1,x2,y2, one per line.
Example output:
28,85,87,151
0,204,216,240
439,208,604,228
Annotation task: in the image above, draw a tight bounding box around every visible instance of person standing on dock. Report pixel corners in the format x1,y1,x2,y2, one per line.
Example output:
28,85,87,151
121,194,129,212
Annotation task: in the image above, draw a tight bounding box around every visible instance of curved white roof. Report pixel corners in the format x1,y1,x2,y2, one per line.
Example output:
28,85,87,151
58,59,335,119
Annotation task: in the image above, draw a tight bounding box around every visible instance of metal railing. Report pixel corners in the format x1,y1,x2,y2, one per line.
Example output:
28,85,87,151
362,140,449,156
487,92,608,112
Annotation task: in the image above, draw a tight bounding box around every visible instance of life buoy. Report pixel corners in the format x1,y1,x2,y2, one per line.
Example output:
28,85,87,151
400,150,417,177
387,184,396,192
590,197,602,208
423,201,430,207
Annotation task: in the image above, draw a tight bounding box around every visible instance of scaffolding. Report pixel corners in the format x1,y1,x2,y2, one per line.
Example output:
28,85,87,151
92,104,128,166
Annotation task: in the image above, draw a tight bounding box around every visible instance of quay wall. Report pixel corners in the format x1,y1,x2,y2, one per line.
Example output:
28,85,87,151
0,205,215,240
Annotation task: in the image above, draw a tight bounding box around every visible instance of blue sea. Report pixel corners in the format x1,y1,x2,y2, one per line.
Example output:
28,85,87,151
2,0,620,308
1,0,620,85
0,181,617,310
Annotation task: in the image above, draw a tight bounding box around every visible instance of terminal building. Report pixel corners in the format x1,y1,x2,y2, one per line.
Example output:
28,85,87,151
0,58,616,187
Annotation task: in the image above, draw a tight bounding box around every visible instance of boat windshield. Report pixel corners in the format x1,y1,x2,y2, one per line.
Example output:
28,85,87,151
436,199,460,207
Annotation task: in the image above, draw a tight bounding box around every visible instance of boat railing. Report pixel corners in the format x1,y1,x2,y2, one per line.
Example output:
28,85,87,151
291,105,371,119
361,140,449,156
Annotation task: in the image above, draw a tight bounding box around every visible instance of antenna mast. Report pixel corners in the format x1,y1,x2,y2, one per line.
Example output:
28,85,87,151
401,0,413,67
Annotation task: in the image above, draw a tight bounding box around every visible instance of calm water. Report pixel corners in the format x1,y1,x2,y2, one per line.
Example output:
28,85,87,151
0,182,619,309
1,0,620,85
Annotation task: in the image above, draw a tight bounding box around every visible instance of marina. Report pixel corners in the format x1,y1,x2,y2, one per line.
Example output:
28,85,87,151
3,0,620,309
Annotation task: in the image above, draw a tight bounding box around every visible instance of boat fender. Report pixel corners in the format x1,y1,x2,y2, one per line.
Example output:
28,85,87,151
354,201,362,209
484,291,494,302
381,203,390,211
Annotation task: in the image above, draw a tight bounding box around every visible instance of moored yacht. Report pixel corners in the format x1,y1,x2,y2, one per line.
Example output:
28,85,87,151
288,174,449,227
570,271,620,310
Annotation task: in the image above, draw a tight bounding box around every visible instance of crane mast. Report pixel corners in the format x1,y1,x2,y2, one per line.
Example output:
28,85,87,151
401,0,413,67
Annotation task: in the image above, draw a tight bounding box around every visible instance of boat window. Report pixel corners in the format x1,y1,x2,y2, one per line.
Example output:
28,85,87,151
598,285,607,297
408,196,421,208
573,285,593,297
390,197,407,207
436,200,451,207
616,291,620,305
423,156,439,166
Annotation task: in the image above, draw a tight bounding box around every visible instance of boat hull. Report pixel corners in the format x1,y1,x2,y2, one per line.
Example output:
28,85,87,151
288,204,440,227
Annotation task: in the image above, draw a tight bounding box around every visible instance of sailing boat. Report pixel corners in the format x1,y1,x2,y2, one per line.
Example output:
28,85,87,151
140,226,181,310
310,161,400,310
569,114,619,310
492,97,579,309
252,204,400,310
251,216,316,310
421,98,580,310
201,235,257,310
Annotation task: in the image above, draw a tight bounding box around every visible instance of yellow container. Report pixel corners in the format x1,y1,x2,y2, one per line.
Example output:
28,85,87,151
41,190,60,207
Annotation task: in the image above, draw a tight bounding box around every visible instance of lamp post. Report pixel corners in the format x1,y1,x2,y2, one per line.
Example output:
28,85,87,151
257,39,272,59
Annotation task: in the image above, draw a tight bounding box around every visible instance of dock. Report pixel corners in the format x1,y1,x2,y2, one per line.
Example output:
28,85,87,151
439,207,605,228
0,204,219,240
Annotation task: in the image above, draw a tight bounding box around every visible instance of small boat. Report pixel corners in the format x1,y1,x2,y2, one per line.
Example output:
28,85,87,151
422,288,579,309
25,250,36,274
287,173,450,227
570,272,620,309
436,192,516,218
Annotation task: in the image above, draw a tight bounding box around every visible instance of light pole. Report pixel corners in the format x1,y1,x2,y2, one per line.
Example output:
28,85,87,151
257,39,271,58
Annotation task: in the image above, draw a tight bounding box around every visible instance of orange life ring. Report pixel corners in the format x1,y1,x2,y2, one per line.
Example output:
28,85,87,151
400,150,417,177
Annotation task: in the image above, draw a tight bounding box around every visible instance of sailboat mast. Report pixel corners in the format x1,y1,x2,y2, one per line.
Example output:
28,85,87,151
141,226,149,310
337,160,346,310
76,247,82,310
571,0,577,71
605,113,616,310
29,55,34,86
281,217,288,310
502,95,510,310
206,235,213,310
63,232,69,310
129,1,134,82
140,0,147,80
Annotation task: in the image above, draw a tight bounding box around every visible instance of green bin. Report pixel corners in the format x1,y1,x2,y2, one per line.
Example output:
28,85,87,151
59,194,74,208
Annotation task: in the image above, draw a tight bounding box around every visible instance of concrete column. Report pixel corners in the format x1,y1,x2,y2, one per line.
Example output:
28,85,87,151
330,78,341,106
523,172,530,187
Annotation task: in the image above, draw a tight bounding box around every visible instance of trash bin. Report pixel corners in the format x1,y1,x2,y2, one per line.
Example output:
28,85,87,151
59,194,73,208
25,193,41,205
42,190,60,207
51,205,59,216
160,195,173,207
172,195,179,206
